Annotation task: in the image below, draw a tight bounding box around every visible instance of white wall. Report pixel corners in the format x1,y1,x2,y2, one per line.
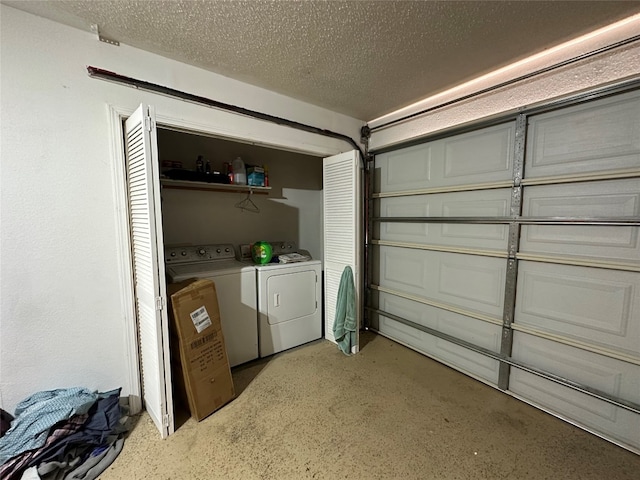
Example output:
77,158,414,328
0,5,363,413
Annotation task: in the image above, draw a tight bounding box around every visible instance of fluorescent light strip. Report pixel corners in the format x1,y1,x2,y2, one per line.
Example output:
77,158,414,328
369,14,640,128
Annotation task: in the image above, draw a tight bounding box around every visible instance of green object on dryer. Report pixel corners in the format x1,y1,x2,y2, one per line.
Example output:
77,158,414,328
251,241,273,265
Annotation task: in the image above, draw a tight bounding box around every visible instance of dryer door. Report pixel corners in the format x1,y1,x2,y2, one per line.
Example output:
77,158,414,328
258,265,322,357
266,270,318,324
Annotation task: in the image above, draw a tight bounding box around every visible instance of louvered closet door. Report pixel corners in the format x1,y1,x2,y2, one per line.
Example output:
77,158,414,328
323,151,361,353
370,88,640,453
125,104,174,438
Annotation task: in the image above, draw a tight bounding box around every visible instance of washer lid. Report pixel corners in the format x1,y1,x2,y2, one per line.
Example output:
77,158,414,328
167,259,254,282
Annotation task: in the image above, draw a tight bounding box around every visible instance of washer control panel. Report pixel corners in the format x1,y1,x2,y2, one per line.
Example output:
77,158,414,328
165,244,235,264
259,241,297,256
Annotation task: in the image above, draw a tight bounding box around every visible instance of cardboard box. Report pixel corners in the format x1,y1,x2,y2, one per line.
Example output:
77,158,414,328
167,279,235,421
247,166,265,186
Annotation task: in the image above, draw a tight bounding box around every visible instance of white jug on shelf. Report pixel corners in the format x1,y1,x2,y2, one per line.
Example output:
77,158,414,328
232,157,246,185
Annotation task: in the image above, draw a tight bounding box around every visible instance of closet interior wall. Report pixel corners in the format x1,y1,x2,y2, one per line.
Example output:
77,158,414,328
157,128,324,260
365,82,640,453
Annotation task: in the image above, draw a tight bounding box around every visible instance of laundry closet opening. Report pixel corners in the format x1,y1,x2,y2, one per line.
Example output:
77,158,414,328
154,126,329,427
119,101,360,437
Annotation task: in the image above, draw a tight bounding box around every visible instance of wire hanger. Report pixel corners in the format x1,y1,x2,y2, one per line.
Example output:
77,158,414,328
234,188,260,213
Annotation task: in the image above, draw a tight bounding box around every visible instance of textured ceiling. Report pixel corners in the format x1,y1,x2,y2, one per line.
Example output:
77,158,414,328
4,1,640,120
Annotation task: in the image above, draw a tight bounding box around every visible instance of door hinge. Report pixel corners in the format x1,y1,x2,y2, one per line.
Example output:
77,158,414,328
163,414,171,427
144,116,154,132
155,296,165,311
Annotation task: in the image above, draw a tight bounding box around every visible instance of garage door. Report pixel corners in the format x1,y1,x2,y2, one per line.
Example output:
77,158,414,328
369,88,640,452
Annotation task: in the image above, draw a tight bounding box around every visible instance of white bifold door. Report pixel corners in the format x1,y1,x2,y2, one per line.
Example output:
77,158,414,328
370,88,640,452
124,104,174,438
323,151,362,353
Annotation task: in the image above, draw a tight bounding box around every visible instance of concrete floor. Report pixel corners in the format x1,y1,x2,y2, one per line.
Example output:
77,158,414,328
101,332,640,479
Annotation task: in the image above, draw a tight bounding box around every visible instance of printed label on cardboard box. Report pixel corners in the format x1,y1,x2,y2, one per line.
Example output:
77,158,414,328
185,331,228,377
190,305,212,333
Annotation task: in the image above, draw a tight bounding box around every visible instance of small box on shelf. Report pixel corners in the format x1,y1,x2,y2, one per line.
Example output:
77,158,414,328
247,166,265,187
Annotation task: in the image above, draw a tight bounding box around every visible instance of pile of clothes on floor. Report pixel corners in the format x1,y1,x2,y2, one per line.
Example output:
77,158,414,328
0,387,127,480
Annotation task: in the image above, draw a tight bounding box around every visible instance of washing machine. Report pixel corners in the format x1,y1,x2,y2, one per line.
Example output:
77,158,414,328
164,244,258,367
242,241,322,357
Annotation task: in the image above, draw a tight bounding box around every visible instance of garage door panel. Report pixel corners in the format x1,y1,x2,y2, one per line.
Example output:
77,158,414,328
379,143,433,191
525,90,640,178
443,125,514,179
375,221,509,251
512,367,618,422
440,189,509,247
371,288,505,378
377,291,501,352
520,225,640,265
375,219,428,241
520,179,640,264
510,333,640,450
440,261,503,307
377,189,511,249
378,188,512,217
440,224,508,246
376,313,500,384
375,246,506,318
376,199,431,240
515,262,640,355
441,194,510,217
376,122,515,193
511,332,639,402
510,369,640,450
522,179,640,217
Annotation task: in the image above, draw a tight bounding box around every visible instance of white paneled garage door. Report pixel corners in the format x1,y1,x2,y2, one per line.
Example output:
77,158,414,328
368,87,640,452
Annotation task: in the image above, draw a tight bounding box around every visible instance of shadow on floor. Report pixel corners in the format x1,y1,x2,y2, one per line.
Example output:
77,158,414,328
170,355,273,431
358,329,376,350
231,356,272,396
230,336,334,396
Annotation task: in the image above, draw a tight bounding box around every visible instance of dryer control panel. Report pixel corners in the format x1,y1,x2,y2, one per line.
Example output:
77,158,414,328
165,244,236,264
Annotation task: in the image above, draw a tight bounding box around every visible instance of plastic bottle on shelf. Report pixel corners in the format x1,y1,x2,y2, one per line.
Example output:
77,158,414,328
232,157,246,185
205,159,211,174
196,155,204,173
264,165,269,187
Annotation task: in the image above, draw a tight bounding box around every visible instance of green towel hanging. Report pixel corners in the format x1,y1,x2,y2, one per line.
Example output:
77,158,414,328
333,266,356,355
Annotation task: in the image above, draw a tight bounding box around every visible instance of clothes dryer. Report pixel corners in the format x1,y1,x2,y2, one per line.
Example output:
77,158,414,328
241,241,322,357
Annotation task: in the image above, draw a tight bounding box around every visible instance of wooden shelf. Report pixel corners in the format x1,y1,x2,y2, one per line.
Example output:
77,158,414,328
160,179,271,194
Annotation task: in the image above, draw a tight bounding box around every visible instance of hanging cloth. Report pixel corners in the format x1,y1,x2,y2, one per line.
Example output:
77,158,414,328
332,266,356,355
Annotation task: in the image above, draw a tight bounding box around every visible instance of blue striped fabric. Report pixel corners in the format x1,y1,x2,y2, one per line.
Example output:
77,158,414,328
0,388,97,464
